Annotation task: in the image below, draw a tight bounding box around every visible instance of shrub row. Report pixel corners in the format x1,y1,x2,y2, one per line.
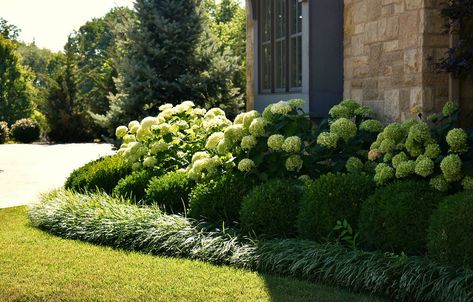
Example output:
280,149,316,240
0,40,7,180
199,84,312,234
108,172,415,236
29,190,473,302
0,118,41,143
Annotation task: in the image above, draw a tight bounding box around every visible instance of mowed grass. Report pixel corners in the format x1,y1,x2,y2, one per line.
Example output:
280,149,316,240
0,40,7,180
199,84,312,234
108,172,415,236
0,207,382,302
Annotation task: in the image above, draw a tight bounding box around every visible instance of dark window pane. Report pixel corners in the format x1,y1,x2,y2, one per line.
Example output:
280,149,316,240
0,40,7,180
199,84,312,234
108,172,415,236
275,40,286,89
262,0,271,42
291,0,302,35
262,43,272,90
291,35,302,88
275,0,286,39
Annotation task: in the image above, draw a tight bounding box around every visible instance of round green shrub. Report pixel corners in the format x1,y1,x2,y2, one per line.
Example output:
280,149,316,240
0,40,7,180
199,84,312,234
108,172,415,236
11,118,40,143
297,173,375,241
188,174,257,225
359,180,444,255
145,171,196,213
113,169,161,201
240,179,302,237
428,191,473,268
65,155,132,194
0,121,9,144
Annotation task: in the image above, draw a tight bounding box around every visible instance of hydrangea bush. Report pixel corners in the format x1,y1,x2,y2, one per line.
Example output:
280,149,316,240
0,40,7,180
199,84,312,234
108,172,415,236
369,101,473,191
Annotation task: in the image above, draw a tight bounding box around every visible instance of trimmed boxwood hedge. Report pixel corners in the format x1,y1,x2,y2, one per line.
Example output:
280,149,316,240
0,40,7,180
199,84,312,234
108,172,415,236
145,171,195,213
359,180,444,255
113,169,160,201
240,178,302,237
297,173,375,241
428,190,473,268
65,155,131,194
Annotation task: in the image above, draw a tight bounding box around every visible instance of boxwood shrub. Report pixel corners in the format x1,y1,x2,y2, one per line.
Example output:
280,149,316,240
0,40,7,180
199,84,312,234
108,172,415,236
145,171,195,213
65,155,131,194
113,169,161,201
240,178,303,237
11,118,40,143
428,191,473,268
359,180,444,255
297,173,375,241
188,174,258,225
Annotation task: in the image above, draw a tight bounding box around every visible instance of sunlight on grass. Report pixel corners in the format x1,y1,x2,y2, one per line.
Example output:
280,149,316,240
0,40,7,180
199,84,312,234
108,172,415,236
0,207,382,302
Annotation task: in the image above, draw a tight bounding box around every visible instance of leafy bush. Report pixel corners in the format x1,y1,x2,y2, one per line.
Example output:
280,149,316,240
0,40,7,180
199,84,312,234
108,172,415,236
297,173,375,241
188,174,257,225
65,156,131,194
240,179,302,237
145,171,195,213
359,180,444,255
428,191,473,268
0,121,9,144
113,169,160,201
10,118,40,143
369,101,473,192
30,190,473,302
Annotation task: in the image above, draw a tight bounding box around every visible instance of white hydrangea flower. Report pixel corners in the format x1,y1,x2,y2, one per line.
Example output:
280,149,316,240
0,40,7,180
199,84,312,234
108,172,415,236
241,135,257,150
282,136,302,153
128,120,140,131
233,113,245,124
205,108,226,119
286,155,303,171
156,123,172,135
159,103,173,111
238,158,255,172
217,139,230,155
141,116,159,130
249,118,268,137
122,134,136,144
115,126,128,139
243,110,261,128
205,132,224,150
136,127,150,141
270,101,292,115
288,99,305,109
132,162,142,171
150,142,168,154
181,101,195,108
224,124,244,143
130,124,140,134
190,108,206,117
192,151,211,163
158,108,175,119
267,134,285,151
143,156,157,168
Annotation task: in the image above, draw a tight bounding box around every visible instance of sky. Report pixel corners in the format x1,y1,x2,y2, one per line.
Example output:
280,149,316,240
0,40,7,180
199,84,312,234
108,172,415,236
0,0,135,52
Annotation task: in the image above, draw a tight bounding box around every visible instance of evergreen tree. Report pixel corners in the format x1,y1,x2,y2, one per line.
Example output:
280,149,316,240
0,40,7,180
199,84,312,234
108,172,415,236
0,34,35,125
100,0,243,130
44,37,94,142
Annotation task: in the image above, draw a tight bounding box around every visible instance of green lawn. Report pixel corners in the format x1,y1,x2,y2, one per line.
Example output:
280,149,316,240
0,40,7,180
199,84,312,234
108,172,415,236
0,207,382,302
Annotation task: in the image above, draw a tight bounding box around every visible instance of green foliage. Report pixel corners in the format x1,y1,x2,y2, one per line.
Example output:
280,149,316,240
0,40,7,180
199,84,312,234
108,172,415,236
65,155,131,194
112,169,159,201
0,18,20,40
240,179,302,237
100,0,243,130
145,171,195,214
428,191,473,268
0,121,9,143
0,35,35,125
297,173,375,241
30,190,473,302
44,37,95,142
10,118,40,143
359,180,444,255
188,174,257,225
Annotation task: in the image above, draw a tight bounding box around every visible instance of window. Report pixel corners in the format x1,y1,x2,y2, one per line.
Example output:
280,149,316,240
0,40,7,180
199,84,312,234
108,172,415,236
258,0,303,93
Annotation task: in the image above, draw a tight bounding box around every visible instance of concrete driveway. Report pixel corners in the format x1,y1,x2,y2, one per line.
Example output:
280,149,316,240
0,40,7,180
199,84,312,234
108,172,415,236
0,144,115,208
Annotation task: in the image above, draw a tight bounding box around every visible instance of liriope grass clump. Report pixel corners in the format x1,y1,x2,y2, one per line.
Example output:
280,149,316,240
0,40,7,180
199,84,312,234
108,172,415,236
29,190,473,302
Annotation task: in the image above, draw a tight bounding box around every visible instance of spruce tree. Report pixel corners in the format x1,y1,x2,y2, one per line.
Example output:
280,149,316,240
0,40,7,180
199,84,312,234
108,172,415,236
100,0,243,130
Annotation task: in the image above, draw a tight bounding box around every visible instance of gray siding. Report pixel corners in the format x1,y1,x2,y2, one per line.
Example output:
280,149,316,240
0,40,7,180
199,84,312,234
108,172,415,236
309,0,344,117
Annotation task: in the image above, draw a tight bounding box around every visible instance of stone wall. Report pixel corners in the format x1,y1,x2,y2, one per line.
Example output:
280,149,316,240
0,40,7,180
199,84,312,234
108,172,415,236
343,0,450,122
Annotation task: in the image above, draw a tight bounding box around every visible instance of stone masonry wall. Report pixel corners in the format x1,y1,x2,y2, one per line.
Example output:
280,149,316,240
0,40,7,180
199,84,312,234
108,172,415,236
344,0,450,122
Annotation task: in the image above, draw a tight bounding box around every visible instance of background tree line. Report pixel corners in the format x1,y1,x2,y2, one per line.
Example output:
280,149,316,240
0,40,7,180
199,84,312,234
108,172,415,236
0,0,246,142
